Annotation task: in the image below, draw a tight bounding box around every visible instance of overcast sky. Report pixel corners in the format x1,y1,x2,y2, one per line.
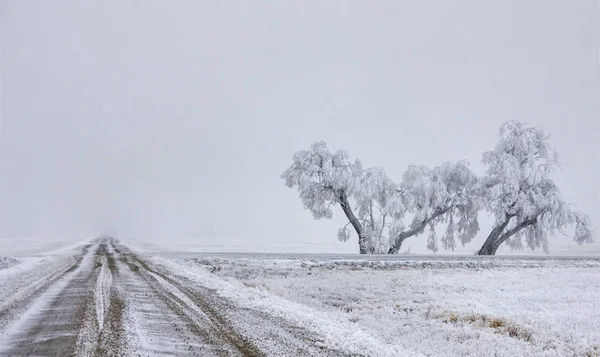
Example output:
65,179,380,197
1,1,598,254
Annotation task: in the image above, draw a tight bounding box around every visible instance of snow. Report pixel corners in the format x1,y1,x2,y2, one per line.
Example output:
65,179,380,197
0,256,20,270
0,242,100,352
149,256,424,357
120,236,358,254
1,235,599,355
120,233,600,258
151,253,600,356
0,236,96,256
94,255,111,331
0,257,47,299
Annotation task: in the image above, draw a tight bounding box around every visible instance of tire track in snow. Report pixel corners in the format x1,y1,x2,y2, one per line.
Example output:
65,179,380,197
116,242,347,357
142,257,358,357
0,237,264,356
74,242,120,357
1,238,352,356
114,242,262,356
93,246,127,356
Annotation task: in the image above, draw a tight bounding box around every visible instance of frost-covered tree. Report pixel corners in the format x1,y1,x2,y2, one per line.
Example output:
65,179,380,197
388,161,480,254
282,142,404,254
476,121,594,255
345,166,405,253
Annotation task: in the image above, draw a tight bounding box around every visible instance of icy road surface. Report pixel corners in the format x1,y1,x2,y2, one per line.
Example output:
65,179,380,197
1,238,599,356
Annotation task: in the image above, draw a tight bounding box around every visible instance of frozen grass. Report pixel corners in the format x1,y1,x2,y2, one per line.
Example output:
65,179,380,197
0,256,20,270
174,255,600,357
153,256,424,356
121,235,600,256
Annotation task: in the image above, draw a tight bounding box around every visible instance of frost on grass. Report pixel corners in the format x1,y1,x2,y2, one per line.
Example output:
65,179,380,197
0,256,20,270
183,254,600,357
151,256,424,357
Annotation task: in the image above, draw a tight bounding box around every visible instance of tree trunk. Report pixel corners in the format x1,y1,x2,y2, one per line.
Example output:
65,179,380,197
477,215,537,255
387,232,412,254
476,221,509,255
338,191,369,254
388,206,451,254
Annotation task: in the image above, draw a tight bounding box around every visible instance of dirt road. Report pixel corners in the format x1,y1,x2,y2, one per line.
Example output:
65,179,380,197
0,238,341,357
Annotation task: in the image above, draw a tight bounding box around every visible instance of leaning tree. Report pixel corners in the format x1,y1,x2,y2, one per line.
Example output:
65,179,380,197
282,142,404,254
388,161,481,254
344,164,405,253
476,121,594,255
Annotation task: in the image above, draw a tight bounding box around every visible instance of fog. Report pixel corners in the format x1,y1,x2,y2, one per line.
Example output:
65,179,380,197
1,1,598,253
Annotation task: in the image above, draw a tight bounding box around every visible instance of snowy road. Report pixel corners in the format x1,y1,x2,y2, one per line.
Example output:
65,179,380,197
2,238,599,357
0,238,355,357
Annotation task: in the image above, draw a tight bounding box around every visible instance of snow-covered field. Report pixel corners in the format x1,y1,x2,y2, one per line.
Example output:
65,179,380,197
119,235,600,256
0,237,94,257
157,253,600,357
1,237,599,356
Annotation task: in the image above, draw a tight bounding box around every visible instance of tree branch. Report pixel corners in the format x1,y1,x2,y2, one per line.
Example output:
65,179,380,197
388,205,452,254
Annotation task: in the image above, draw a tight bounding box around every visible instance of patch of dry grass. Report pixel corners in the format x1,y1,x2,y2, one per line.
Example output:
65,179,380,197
433,311,534,342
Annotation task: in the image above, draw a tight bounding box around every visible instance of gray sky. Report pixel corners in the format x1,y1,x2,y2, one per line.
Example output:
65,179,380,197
1,1,598,253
